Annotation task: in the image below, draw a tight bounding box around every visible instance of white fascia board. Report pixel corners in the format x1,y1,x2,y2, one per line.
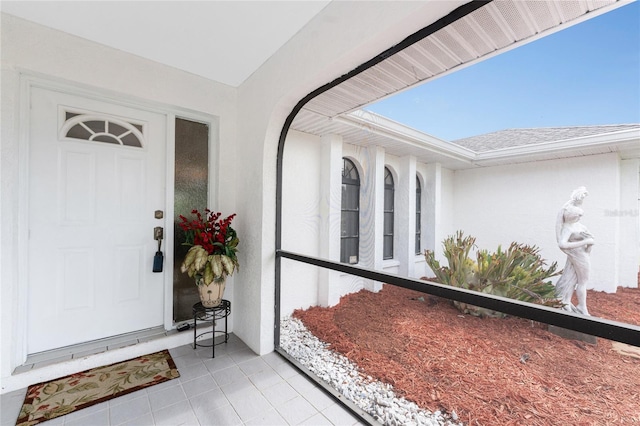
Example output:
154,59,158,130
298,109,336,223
340,110,639,167
337,110,476,162
473,128,640,163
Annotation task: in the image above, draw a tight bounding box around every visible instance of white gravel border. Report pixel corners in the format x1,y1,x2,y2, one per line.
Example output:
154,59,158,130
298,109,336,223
280,316,463,426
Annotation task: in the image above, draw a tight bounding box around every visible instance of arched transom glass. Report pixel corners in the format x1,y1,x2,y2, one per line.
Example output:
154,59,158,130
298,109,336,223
61,111,145,148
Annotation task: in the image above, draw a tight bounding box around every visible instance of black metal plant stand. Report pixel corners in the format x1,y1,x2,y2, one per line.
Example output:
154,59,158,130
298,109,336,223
192,299,230,358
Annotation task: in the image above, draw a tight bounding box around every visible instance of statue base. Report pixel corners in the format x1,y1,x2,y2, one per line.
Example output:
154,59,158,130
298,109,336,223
548,325,598,345
611,342,640,359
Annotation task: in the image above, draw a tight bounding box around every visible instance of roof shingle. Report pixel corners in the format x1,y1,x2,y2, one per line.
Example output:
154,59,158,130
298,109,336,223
451,124,640,152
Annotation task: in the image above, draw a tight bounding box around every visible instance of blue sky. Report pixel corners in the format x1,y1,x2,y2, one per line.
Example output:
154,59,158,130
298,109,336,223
366,1,640,141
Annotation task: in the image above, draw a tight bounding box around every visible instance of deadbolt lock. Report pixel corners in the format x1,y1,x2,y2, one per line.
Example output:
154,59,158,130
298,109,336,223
154,227,164,241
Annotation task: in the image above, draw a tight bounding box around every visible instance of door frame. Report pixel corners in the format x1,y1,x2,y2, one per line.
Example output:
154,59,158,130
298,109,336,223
16,71,218,364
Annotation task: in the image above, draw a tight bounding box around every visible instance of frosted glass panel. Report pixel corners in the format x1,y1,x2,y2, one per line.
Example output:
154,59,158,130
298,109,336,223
173,118,209,322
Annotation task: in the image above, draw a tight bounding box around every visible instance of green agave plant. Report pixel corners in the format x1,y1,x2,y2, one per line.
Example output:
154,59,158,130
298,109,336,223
424,231,562,318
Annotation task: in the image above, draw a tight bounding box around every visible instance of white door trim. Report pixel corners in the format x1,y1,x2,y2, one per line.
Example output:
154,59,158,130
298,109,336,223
15,71,219,368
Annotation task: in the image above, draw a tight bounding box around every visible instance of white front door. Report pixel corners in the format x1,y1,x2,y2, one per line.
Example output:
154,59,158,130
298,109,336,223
27,87,167,354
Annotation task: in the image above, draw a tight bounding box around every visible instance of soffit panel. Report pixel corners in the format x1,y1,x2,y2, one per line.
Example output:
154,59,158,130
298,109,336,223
475,137,640,166
291,110,476,170
475,145,617,167
289,0,623,168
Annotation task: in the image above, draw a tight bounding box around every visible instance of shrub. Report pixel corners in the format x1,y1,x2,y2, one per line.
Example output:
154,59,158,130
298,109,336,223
424,231,562,318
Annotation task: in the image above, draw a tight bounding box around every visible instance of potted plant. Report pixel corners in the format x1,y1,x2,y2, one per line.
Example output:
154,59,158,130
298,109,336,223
178,209,239,307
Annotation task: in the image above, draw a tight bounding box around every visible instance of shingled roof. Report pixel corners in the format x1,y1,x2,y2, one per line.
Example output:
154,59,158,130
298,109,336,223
451,124,640,152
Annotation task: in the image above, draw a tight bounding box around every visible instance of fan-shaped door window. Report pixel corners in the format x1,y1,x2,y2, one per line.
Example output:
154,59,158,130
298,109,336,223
61,111,145,148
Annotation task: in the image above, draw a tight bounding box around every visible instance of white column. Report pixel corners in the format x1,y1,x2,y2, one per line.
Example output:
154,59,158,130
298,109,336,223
397,156,416,277
361,145,385,292
318,134,343,306
618,158,640,289
423,163,443,271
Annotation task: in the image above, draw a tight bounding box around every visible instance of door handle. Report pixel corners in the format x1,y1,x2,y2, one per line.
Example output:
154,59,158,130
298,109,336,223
153,227,164,272
154,226,164,241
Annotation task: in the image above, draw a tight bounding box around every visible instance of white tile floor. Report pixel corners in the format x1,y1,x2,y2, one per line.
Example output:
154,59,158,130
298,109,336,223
1,335,367,426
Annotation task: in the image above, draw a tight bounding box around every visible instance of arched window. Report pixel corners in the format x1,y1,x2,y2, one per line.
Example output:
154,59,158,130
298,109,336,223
61,111,144,148
415,176,422,255
383,167,394,260
341,158,360,264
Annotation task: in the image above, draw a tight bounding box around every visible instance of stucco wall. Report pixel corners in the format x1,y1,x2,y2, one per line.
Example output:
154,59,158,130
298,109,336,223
279,137,639,320
451,153,638,292
7,1,634,399
340,143,377,295
281,130,323,315
234,1,467,353
280,129,473,317
419,162,457,270
2,1,469,392
280,136,427,316
618,158,640,287
1,13,238,389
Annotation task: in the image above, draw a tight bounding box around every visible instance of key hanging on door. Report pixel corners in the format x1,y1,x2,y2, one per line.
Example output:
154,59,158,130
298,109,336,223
153,226,164,272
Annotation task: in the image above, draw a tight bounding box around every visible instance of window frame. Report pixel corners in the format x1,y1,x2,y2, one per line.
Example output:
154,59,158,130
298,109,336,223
383,167,394,260
415,176,422,255
341,158,360,264
60,111,145,148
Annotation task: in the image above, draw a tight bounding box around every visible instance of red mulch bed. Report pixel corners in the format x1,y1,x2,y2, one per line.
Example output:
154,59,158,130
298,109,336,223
293,284,640,425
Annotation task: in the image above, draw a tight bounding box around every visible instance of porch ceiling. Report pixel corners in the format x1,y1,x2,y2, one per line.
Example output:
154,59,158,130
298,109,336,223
0,1,331,87
3,0,633,167
290,0,636,169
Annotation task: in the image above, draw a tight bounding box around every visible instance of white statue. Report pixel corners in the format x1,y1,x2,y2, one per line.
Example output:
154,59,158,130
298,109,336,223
555,186,595,315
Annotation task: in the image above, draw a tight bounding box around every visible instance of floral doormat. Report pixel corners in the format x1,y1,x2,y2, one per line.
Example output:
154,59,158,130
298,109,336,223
16,349,180,426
